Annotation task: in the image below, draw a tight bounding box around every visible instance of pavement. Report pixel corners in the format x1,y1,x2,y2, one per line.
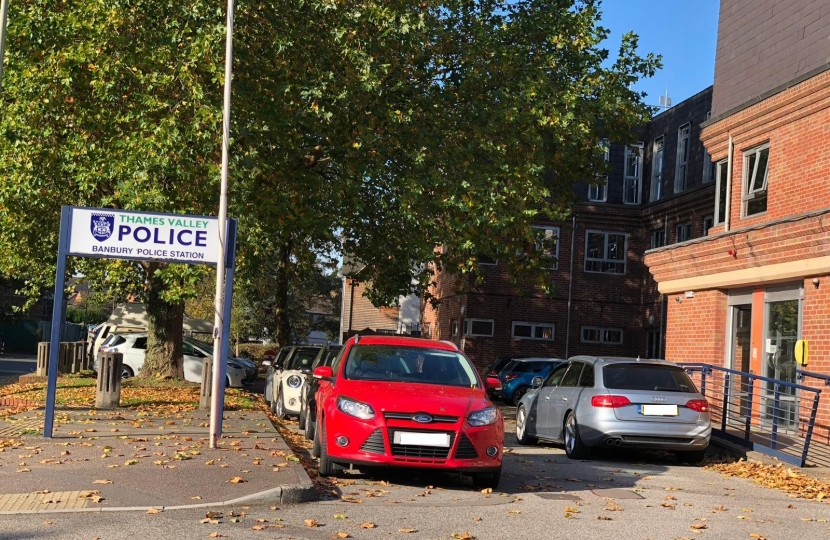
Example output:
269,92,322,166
0,408,315,513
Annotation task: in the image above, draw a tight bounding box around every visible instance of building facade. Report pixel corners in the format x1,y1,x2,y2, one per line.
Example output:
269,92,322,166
644,0,830,444
422,87,717,371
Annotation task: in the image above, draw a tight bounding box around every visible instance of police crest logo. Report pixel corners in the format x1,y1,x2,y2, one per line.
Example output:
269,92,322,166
90,214,115,242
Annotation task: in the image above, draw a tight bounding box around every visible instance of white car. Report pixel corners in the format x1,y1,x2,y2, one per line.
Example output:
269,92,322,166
95,333,250,387
270,347,319,418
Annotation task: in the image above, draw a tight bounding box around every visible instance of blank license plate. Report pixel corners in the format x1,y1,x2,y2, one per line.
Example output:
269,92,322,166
394,431,451,447
640,404,679,416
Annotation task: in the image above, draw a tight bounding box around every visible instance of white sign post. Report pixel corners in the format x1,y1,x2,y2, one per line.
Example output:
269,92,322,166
44,206,238,440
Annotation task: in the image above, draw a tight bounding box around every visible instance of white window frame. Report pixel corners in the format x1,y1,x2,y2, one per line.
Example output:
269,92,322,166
703,215,714,236
511,321,555,341
650,136,664,202
450,320,459,338
588,139,609,202
464,318,494,337
533,225,560,270
675,123,690,193
650,228,665,249
714,159,728,225
581,326,624,345
742,143,770,217
623,143,643,205
584,230,628,275
675,222,691,243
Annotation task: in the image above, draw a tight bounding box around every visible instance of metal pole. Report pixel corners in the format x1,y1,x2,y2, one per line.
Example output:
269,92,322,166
209,0,235,449
0,0,9,88
44,207,71,438
564,216,576,358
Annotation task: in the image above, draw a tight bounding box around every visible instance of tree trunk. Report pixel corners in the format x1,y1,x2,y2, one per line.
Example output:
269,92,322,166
140,262,185,379
274,240,292,349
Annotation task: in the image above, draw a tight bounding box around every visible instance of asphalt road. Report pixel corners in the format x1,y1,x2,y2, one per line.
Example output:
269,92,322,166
0,358,35,379
1,401,828,539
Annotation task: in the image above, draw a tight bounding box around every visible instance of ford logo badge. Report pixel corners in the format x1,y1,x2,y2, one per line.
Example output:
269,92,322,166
412,414,433,423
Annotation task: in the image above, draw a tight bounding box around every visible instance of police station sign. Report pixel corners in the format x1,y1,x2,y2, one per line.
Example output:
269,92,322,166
68,207,221,265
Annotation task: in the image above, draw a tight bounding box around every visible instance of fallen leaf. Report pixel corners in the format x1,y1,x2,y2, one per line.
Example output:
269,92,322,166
228,476,246,484
335,533,350,539
749,534,767,540
451,533,475,540
93,479,112,484
480,488,493,494
191,496,202,500
398,528,418,533
691,524,708,530
474,517,482,522
597,516,613,521
564,506,580,514
251,525,266,531
305,519,319,528
360,522,376,529
147,507,162,514
209,533,226,538
43,520,54,525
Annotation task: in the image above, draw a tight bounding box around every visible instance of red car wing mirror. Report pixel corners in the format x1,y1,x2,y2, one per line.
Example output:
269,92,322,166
313,366,334,381
484,377,502,391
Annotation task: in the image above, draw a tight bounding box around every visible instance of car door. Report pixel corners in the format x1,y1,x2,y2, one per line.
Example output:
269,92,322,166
182,341,207,383
533,363,571,438
125,336,147,374
544,363,585,440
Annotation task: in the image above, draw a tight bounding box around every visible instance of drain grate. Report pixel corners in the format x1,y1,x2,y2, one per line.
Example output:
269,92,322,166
0,491,91,512
535,493,583,501
0,417,42,438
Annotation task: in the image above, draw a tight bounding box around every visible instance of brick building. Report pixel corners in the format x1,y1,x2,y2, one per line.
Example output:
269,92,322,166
422,87,718,372
644,0,830,442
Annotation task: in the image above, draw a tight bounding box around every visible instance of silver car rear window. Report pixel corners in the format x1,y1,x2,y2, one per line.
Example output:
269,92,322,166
603,364,697,393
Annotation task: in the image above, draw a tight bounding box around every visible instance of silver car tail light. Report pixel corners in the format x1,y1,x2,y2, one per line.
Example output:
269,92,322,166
591,395,631,408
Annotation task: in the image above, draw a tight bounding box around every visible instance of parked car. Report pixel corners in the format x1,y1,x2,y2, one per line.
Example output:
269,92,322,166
515,356,711,463
265,346,321,417
311,335,505,488
299,345,343,440
492,358,564,405
484,356,517,378
94,333,252,387
263,346,294,404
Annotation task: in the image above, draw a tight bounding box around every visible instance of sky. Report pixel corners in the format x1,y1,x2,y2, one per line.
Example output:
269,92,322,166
598,0,721,108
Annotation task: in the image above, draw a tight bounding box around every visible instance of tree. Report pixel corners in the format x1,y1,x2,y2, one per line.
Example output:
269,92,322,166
1,0,659,374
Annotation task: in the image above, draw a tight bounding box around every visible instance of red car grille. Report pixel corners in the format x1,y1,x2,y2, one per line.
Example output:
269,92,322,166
454,434,477,459
383,412,459,423
388,429,454,459
359,429,386,455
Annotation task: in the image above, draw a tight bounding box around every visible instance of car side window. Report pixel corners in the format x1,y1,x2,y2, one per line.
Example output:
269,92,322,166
183,342,204,357
559,363,583,387
132,337,147,350
578,364,595,387
544,363,570,387
529,362,548,373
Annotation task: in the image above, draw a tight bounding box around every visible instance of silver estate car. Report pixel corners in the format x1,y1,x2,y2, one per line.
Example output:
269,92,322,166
515,356,711,463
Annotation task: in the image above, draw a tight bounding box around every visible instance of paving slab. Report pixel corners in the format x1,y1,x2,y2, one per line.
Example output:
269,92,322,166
0,408,314,513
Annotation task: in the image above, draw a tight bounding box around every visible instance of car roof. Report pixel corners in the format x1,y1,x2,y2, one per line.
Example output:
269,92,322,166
567,355,679,367
349,335,459,352
510,357,564,363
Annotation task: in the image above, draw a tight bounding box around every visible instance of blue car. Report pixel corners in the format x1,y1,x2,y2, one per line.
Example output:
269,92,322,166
494,358,564,405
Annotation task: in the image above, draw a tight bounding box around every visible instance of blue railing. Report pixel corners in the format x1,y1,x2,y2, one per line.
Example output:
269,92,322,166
679,363,822,467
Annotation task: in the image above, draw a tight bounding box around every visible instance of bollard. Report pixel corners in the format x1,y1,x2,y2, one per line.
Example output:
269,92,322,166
95,352,124,409
58,342,73,373
37,342,50,376
199,356,214,410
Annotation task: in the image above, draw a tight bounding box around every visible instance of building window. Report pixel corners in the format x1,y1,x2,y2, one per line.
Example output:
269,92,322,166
650,229,665,249
623,143,643,205
477,254,497,266
675,222,691,243
675,123,690,193
464,319,494,337
702,151,715,183
581,326,623,345
512,321,555,341
533,226,560,269
645,330,661,358
584,231,627,274
714,159,728,225
743,143,769,217
423,323,432,339
588,139,609,202
650,136,664,202
450,320,459,338
703,216,714,236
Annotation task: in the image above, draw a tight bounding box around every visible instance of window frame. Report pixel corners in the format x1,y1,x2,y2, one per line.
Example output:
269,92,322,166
675,123,691,193
584,230,628,275
675,222,691,243
476,254,498,266
714,159,728,225
580,326,624,345
511,321,555,341
588,139,610,202
742,143,770,217
650,228,665,250
703,215,714,236
650,136,664,202
450,320,459,338
623,142,644,205
464,318,494,338
532,225,560,270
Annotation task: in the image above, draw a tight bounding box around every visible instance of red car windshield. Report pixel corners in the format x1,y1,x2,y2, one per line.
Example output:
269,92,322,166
343,345,479,387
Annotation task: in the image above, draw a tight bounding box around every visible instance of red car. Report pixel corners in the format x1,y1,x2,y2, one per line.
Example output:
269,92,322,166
311,335,505,488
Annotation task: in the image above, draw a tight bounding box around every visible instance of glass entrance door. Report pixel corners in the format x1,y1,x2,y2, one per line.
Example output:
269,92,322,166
763,299,800,431
728,305,752,425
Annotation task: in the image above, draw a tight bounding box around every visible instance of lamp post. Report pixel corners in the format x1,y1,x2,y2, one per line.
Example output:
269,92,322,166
208,0,235,449
0,0,10,88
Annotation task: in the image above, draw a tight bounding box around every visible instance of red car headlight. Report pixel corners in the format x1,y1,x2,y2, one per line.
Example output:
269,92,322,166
337,396,375,420
468,406,498,427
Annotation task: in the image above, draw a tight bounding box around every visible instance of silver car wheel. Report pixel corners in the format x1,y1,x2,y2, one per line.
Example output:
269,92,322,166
565,415,576,454
516,407,526,440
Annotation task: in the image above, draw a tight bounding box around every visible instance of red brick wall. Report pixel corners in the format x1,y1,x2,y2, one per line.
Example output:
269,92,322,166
801,276,830,445
664,290,728,364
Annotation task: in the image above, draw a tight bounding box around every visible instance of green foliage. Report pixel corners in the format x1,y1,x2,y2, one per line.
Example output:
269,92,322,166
65,306,108,326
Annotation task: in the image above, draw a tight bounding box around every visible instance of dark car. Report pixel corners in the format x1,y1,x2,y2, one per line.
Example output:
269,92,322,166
484,356,517,378
492,358,564,405
300,345,343,440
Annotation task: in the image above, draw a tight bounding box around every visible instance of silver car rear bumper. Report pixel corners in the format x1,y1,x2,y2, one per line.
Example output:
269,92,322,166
579,412,711,451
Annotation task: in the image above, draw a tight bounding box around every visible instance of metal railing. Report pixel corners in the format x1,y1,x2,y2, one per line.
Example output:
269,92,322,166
679,363,822,467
